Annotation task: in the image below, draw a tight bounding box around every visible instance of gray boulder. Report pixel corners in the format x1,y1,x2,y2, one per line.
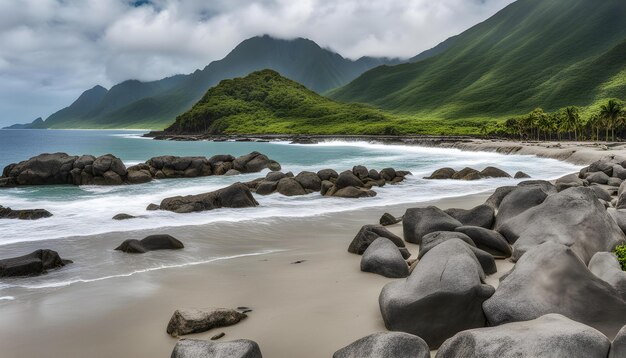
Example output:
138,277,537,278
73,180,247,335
170,339,262,358
589,252,626,301
483,242,626,338
317,169,338,181
589,160,614,176
514,171,531,179
115,234,184,254
352,165,369,179
379,212,402,226
455,226,511,258
167,308,247,336
418,231,496,275
484,186,516,209
233,152,278,173
436,314,611,358
493,186,548,231
0,205,52,220
348,225,408,258
159,183,259,213
332,186,377,198
452,167,481,180
335,171,364,189
403,206,462,244
295,171,322,191
480,166,511,178
613,165,626,180
444,204,494,229
610,325,626,358
609,177,624,187
2,152,78,186
0,249,72,277
255,181,279,195
93,154,127,177
112,213,135,220
590,185,613,202
224,169,241,176
361,238,409,278
608,208,626,235
555,173,586,192
425,168,456,180
333,332,429,358
587,171,611,185
276,178,307,196
379,239,495,348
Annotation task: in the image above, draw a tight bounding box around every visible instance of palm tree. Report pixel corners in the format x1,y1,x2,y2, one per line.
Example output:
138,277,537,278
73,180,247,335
599,99,624,142
563,106,580,141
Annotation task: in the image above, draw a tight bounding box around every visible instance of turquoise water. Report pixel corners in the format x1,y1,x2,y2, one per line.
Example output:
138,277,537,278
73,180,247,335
0,129,580,293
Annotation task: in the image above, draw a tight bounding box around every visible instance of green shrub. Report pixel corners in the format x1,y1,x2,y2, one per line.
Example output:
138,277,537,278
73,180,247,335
615,244,626,270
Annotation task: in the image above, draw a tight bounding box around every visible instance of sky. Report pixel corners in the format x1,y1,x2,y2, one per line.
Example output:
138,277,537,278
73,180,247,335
0,0,516,126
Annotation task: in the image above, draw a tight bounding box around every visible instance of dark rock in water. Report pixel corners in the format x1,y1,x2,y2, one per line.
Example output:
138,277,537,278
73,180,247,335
493,186,548,231
444,204,494,229
146,203,160,211
418,231,496,275
588,252,626,301
335,171,364,189
0,249,72,277
1,152,78,186
368,169,381,180
403,206,462,244
379,239,494,349
276,177,306,196
159,183,259,213
333,332,430,358
452,167,481,180
93,154,127,177
424,167,456,180
170,338,262,358
115,234,184,254
498,187,626,263
333,186,376,198
361,238,409,278
295,171,322,191
233,151,279,173
290,137,318,145
479,166,511,178
224,169,241,176
317,169,339,181
166,308,248,336
320,180,334,196
380,168,397,181
589,160,614,176
255,181,279,195
514,171,531,179
611,325,626,358
483,242,626,338
127,170,152,184
352,165,369,180
264,171,289,182
436,314,611,358
0,205,52,220
484,186,516,209
349,225,406,255
455,226,512,258
112,213,135,220
379,213,402,226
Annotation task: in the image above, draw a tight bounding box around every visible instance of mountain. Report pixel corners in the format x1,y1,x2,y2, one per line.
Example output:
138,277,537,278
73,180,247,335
40,35,402,129
2,117,45,129
330,0,626,120
165,69,392,135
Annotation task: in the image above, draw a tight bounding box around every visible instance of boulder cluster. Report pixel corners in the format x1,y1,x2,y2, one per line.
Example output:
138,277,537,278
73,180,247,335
244,166,410,199
0,151,280,187
340,172,626,356
0,205,52,220
425,166,529,180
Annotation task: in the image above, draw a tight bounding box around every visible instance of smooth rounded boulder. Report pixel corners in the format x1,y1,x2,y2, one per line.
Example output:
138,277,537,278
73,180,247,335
361,238,409,278
436,314,611,358
348,225,408,258
479,166,511,178
455,226,511,258
610,325,626,358
484,186,516,209
425,168,456,180
452,167,481,180
493,186,548,231
379,239,495,348
333,332,429,358
588,252,626,301
335,171,364,189
403,206,462,244
418,231,496,274
276,177,307,196
295,171,322,191
170,338,262,358
444,204,495,229
0,249,72,277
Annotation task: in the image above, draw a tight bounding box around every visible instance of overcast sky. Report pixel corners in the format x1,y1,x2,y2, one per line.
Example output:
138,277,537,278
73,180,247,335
0,0,516,126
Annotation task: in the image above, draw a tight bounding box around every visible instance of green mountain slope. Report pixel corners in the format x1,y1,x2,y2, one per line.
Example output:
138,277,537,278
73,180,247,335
164,70,394,135
2,117,44,129
330,0,626,120
42,36,401,129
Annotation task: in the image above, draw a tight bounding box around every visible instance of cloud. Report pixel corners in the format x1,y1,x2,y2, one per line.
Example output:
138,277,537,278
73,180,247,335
0,0,515,125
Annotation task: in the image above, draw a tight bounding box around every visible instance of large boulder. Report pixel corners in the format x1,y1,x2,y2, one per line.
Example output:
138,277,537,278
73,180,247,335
608,208,626,235
589,160,614,176
479,166,511,178
587,171,611,185
0,205,52,220
436,314,611,358
317,169,338,181
333,332,429,358
611,325,626,358
332,186,377,198
484,186,516,209
352,165,369,180
452,167,481,180
0,249,72,277
424,168,456,180
295,171,322,192
613,165,626,180
115,234,184,254
166,308,248,336
361,238,409,278
403,206,462,244
498,187,626,263
92,154,127,177
493,186,548,231
170,339,262,358
418,231,496,275
455,226,511,258
2,152,78,186
589,252,626,301
348,225,408,258
444,204,494,229
379,239,495,348
255,181,279,195
514,171,531,179
233,152,279,173
159,183,259,213
335,171,364,189
276,177,307,196
483,242,626,338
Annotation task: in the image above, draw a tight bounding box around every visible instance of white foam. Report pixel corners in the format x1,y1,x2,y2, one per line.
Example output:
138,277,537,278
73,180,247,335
0,296,15,301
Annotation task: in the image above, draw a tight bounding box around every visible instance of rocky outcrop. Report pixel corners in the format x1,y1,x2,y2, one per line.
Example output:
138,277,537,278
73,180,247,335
425,166,514,181
166,308,248,336
0,249,72,277
159,183,259,213
115,234,184,254
170,338,262,358
436,314,611,358
403,206,462,244
333,332,429,358
0,205,52,220
360,238,409,278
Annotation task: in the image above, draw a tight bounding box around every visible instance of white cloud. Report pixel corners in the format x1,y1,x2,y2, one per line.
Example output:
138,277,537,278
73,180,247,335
0,0,515,125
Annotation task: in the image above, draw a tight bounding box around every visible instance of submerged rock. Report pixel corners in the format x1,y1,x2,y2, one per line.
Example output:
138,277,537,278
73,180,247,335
0,205,52,220
115,234,184,254
333,332,430,358
167,308,248,337
170,338,262,358
0,249,72,277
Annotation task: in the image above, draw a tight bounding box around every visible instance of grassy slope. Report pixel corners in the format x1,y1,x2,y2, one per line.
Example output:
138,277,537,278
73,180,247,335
329,0,626,122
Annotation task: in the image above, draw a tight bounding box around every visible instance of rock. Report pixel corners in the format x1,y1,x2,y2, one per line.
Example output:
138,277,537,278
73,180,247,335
379,213,402,226
484,186,516,209
368,169,381,180
320,180,334,196
589,252,626,301
379,239,494,348
2,152,78,186
613,165,626,180
333,332,430,358
424,167,456,180
0,249,72,277
115,234,184,253
589,160,614,176
610,325,626,358
361,238,409,278
352,165,369,180
455,226,511,258
333,186,377,198
517,180,557,194
608,208,626,234
609,177,624,187
335,171,364,189
452,167,482,180
436,314,611,358
514,171,531,179
232,152,273,173
211,333,225,340
159,183,259,213
167,308,248,337
498,187,626,263
556,173,586,190
112,213,135,220
480,166,511,178
418,231,496,275
255,181,278,195
208,154,235,166
0,205,52,220
73,155,95,169
380,168,397,181
317,169,338,181
127,170,152,184
403,206,462,244
348,225,407,256
224,169,241,176
102,170,123,185
92,154,127,177
444,204,494,229
295,171,322,191
587,171,611,185
264,171,288,182
493,186,548,231
276,177,306,196
170,339,262,358
483,242,626,338
590,185,613,201
146,203,160,211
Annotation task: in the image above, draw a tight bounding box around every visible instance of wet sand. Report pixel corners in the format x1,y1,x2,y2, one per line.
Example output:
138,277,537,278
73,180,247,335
0,192,519,358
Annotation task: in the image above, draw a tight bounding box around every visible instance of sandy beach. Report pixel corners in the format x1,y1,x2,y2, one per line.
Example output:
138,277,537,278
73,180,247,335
0,192,511,358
